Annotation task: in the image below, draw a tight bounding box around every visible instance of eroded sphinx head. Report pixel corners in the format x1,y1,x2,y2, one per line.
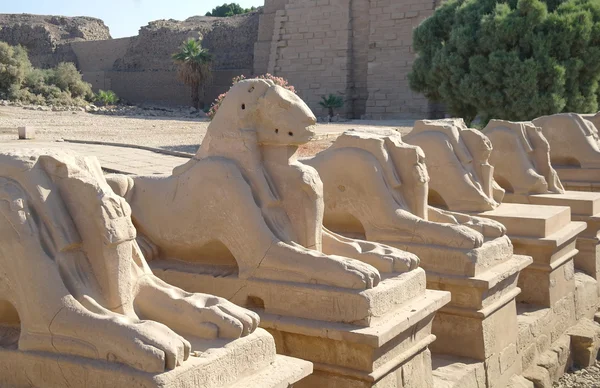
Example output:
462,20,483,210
328,129,430,219
404,119,503,212
532,113,600,168
483,120,564,195
205,79,317,147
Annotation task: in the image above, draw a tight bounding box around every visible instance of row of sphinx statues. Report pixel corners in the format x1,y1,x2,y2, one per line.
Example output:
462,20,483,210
1,78,598,387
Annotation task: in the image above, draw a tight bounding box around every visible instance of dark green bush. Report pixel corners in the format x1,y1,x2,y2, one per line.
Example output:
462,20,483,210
409,0,600,124
205,3,256,17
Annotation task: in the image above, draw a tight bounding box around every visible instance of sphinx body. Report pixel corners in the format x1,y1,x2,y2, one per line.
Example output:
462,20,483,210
533,113,600,169
0,149,259,375
402,119,506,211
108,79,419,294
304,128,507,251
483,119,564,195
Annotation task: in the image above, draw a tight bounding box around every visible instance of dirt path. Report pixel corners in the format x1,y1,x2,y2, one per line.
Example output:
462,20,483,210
0,105,415,155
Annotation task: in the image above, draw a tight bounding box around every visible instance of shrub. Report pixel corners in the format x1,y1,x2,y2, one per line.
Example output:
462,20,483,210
0,42,31,99
95,90,119,106
48,62,94,100
0,43,94,107
205,3,256,17
207,74,296,120
409,0,600,124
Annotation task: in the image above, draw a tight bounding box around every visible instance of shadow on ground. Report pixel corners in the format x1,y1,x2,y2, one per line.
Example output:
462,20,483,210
159,144,200,154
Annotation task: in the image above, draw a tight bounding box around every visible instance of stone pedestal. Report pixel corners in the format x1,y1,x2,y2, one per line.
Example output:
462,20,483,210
152,265,450,388
553,166,600,192
379,236,531,388
504,191,600,290
478,203,585,308
0,328,312,388
475,202,589,382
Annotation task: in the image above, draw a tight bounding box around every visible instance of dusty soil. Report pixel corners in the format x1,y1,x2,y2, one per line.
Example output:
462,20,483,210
0,105,414,155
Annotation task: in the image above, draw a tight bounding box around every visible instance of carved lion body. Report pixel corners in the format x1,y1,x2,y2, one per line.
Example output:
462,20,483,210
112,79,419,291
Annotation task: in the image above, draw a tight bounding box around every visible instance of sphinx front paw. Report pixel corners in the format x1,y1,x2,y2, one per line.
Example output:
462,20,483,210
184,295,260,339
464,216,506,238
354,241,420,273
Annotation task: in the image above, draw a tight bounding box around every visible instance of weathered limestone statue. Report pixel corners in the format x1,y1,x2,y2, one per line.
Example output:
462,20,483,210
0,148,312,388
304,128,507,248
110,80,418,288
483,120,564,196
483,119,600,319
304,129,531,388
404,119,506,211
108,79,449,388
532,113,600,191
403,119,595,385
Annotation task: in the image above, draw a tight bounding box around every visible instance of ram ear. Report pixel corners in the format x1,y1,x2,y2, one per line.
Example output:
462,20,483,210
238,79,273,124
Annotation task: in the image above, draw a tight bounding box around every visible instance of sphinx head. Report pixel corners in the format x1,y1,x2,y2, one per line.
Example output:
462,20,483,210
214,79,317,146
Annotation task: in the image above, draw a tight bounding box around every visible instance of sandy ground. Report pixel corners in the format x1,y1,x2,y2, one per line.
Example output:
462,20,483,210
556,361,600,387
0,105,415,155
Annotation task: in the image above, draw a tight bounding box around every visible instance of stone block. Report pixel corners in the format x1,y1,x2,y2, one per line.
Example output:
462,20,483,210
566,318,600,369
505,219,583,307
507,375,535,388
0,329,313,388
155,264,450,388
526,191,600,217
574,271,599,320
523,365,552,388
17,126,34,140
431,355,486,388
479,203,572,238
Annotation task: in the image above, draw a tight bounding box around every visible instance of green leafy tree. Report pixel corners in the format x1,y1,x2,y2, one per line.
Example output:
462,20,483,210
0,42,31,98
205,3,256,17
319,94,345,120
409,0,600,124
172,38,213,109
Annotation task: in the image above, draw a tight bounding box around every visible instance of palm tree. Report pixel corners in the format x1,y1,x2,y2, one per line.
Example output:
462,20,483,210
319,94,345,121
172,38,213,109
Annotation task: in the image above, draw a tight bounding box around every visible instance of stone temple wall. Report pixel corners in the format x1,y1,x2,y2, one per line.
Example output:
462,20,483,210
1,3,442,115
70,13,260,107
256,0,441,118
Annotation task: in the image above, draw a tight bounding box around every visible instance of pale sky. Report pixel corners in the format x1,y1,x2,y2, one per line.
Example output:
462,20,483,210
2,0,264,38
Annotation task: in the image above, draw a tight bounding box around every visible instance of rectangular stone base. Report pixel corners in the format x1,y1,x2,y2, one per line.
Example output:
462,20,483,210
153,264,450,388
0,329,313,388
153,263,427,326
504,191,600,287
478,203,572,238
554,166,600,192
259,290,450,388
429,255,529,388
475,203,585,307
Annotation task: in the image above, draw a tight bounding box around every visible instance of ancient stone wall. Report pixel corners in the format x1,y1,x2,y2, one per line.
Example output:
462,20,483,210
365,0,439,118
0,14,111,68
256,0,440,118
2,4,442,115
68,14,258,107
266,0,354,116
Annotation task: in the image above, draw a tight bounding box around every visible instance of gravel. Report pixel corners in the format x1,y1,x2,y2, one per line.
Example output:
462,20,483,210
555,362,600,387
